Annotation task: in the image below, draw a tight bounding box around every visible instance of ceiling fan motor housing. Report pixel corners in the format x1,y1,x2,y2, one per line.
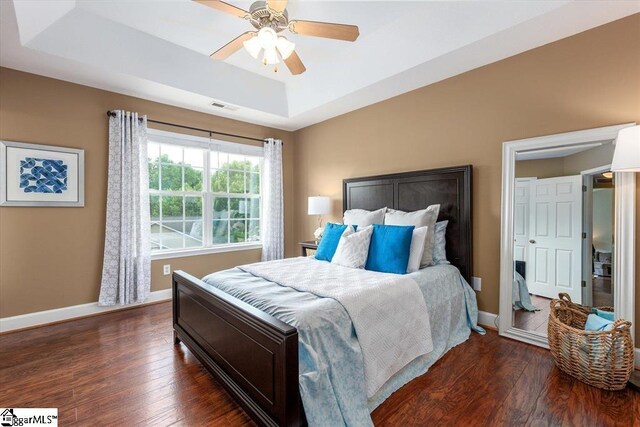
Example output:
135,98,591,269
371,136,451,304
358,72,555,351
248,1,288,32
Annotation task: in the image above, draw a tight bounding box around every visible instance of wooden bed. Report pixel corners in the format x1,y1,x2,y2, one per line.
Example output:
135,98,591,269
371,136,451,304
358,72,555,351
172,165,473,427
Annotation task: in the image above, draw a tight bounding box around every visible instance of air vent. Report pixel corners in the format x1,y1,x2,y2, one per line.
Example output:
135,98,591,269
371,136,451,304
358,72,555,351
210,101,239,112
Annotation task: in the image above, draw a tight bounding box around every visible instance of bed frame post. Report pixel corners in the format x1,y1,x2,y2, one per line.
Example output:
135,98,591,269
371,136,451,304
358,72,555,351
172,279,181,345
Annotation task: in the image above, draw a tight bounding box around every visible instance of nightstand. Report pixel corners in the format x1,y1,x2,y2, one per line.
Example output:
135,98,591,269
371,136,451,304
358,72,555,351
299,241,318,257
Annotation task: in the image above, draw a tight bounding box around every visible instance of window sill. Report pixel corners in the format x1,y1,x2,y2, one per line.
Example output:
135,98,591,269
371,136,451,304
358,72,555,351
151,243,262,260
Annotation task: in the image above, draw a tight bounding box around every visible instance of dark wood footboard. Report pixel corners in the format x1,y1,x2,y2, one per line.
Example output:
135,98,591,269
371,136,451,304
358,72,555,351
172,271,305,427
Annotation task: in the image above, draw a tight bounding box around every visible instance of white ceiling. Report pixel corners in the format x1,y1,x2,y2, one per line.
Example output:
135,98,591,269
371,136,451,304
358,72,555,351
515,142,607,161
1,1,639,131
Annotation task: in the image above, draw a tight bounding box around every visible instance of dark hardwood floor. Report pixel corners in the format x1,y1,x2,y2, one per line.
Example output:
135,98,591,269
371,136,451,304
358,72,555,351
1,302,637,426
513,295,552,334
513,279,615,335
593,276,613,308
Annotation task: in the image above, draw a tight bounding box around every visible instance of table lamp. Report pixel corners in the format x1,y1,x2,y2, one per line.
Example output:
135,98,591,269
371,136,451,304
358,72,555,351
308,196,330,227
308,196,330,242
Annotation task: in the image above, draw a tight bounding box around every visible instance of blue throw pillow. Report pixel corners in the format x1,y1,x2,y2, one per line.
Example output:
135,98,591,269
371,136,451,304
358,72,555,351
365,224,415,274
316,223,348,261
591,308,615,321
584,313,614,331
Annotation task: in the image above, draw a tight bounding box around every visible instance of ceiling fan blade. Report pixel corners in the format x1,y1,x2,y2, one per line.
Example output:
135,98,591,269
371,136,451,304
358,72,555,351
211,32,255,60
284,51,306,75
193,0,250,19
266,0,288,14
289,20,359,42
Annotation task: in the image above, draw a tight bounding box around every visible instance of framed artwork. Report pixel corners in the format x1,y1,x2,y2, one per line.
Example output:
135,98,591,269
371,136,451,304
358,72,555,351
0,141,84,207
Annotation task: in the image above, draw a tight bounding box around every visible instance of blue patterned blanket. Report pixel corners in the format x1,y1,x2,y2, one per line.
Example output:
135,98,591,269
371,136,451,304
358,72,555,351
202,260,482,427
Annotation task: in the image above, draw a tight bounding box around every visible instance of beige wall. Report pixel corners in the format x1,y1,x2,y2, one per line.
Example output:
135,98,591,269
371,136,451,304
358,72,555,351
0,68,296,318
564,143,615,175
515,158,565,179
515,143,615,179
293,14,640,339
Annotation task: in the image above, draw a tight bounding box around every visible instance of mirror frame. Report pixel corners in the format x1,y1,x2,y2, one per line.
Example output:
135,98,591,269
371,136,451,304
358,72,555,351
499,123,636,348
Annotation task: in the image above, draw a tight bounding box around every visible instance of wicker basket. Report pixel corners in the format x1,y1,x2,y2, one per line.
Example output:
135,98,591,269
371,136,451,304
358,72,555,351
547,293,633,391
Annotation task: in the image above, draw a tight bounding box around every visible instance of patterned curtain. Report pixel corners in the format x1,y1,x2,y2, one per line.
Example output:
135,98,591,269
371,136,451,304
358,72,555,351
99,111,151,305
261,138,284,261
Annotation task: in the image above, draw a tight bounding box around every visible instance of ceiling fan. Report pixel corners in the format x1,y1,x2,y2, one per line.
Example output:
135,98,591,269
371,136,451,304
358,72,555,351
194,0,360,75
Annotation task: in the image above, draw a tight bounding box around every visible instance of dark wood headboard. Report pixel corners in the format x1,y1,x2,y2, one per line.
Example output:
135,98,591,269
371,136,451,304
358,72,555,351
343,165,472,282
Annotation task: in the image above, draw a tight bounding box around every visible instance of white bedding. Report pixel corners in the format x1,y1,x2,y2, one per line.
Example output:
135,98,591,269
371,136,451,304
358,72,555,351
241,257,434,398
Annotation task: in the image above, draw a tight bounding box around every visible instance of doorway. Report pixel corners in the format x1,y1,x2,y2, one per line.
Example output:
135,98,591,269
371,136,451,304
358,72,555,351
511,140,617,334
582,166,615,308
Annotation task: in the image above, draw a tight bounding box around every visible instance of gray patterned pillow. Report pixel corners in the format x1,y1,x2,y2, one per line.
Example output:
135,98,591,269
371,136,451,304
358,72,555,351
433,220,450,265
331,226,374,269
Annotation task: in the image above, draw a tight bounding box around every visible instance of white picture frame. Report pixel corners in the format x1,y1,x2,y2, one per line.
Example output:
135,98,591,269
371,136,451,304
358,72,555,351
0,140,85,207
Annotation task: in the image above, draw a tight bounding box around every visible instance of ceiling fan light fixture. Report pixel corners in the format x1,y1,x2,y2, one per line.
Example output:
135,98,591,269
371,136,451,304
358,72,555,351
257,27,278,49
263,47,280,65
276,36,295,59
243,36,262,59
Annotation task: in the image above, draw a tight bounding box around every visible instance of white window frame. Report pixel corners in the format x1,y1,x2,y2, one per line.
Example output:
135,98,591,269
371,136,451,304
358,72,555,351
148,128,263,260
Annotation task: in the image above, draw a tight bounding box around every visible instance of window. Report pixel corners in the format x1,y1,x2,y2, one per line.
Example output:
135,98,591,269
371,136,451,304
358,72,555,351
147,129,262,255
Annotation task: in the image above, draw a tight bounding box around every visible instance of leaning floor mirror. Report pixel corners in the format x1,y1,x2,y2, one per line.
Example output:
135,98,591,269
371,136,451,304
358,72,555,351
499,124,636,348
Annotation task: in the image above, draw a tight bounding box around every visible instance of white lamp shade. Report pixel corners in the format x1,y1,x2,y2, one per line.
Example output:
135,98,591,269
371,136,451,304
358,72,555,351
276,37,295,60
257,27,278,48
243,36,262,59
308,196,330,215
263,47,279,65
611,125,640,172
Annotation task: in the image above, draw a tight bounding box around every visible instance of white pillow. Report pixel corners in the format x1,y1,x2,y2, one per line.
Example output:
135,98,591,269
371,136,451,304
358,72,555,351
407,226,428,273
385,205,440,267
331,225,374,269
343,208,386,228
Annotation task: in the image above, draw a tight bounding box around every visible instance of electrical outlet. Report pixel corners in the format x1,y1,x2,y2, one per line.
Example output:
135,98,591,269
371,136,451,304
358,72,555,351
472,276,481,291
163,265,171,276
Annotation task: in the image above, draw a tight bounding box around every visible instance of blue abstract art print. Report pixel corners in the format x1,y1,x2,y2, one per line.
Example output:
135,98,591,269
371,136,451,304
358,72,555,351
19,157,68,194
1,140,84,206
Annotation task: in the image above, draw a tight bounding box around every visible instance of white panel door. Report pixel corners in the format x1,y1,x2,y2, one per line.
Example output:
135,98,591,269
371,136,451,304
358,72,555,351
527,175,583,302
514,178,534,263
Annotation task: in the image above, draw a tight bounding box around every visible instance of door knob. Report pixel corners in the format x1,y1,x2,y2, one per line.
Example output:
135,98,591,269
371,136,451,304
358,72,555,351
529,239,536,244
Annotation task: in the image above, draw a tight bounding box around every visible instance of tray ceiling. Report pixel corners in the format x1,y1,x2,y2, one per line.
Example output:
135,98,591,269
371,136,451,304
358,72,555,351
1,1,638,131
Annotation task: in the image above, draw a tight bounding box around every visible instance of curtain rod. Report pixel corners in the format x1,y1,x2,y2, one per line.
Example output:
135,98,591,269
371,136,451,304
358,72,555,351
106,111,269,144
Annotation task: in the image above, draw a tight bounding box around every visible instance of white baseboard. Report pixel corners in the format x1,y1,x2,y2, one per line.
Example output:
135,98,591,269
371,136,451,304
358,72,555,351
478,310,498,330
0,289,172,333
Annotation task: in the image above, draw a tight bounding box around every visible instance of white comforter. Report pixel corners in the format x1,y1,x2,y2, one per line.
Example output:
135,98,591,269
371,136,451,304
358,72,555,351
241,257,433,397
